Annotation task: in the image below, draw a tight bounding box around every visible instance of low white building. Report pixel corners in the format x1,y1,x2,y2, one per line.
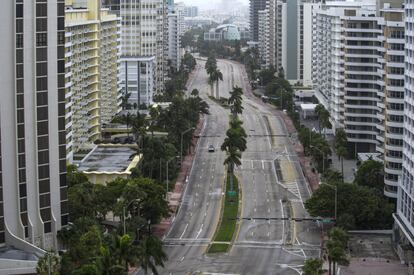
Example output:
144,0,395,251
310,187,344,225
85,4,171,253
204,24,242,41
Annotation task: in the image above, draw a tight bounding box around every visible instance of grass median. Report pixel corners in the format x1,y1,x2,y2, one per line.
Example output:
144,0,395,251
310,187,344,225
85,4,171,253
207,173,239,253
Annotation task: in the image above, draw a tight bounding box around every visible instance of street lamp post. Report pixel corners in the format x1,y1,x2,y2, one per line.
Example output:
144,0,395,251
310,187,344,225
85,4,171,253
180,127,195,166
121,198,142,235
166,156,178,200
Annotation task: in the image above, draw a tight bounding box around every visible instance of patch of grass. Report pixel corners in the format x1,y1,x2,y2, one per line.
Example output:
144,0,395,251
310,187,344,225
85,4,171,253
208,243,229,253
207,173,239,253
208,96,230,108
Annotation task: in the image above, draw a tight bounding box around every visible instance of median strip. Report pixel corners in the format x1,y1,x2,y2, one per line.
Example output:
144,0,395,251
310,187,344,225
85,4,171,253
207,173,240,253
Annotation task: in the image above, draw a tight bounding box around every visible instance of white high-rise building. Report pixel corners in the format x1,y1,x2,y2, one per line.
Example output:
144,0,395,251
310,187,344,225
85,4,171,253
119,0,167,110
0,0,68,272
168,3,185,71
258,0,276,69
392,0,414,263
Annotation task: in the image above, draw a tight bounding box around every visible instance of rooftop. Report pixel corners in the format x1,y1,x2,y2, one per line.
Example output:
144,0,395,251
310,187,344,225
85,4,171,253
78,145,139,173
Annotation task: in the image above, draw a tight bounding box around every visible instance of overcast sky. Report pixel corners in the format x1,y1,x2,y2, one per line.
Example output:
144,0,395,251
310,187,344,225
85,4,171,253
180,0,249,10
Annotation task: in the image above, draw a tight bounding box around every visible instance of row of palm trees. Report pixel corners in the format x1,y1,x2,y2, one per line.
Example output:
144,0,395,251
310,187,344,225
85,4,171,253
221,86,246,191
205,54,223,98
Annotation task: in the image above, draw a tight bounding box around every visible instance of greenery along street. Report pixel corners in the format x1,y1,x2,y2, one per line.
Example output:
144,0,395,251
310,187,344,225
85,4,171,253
38,54,211,274
208,69,247,253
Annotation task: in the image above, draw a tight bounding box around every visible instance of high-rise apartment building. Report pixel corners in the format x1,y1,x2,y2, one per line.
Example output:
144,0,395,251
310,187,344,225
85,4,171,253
102,0,121,15
119,0,167,109
168,5,184,71
313,0,406,199
0,0,68,263
250,0,268,41
393,0,414,263
184,5,199,17
377,8,405,199
65,0,121,160
258,0,276,69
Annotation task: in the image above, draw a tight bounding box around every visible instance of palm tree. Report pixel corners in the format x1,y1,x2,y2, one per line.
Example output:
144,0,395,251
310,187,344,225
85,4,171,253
326,228,349,275
209,69,223,98
315,104,325,134
335,128,348,182
228,86,244,117
138,236,168,275
111,234,137,272
224,146,242,192
221,121,247,153
303,258,324,275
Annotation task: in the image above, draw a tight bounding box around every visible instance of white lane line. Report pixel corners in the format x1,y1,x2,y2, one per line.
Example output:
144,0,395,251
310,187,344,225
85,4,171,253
267,232,271,237
268,208,271,213
180,223,189,239
251,160,254,169
196,224,204,239
254,208,257,212
262,160,265,169
200,175,202,179
280,199,285,244
295,181,305,209
179,256,185,262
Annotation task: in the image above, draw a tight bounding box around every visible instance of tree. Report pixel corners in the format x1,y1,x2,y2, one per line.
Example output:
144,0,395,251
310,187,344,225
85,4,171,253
36,251,61,275
354,159,384,191
138,236,168,275
326,228,349,275
315,104,331,134
303,258,324,275
335,128,348,182
228,86,244,118
209,69,223,98
223,146,242,192
305,182,394,230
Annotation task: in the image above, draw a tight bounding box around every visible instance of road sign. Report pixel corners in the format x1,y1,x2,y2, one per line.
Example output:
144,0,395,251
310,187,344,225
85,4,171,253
228,191,237,197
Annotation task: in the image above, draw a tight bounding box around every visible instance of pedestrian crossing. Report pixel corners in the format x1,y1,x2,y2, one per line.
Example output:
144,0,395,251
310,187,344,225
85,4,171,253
237,159,274,170
278,181,301,199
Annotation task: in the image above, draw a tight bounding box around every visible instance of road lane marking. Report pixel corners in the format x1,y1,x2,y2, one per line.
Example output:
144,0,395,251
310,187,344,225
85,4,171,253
180,223,189,239
280,199,285,244
196,224,204,239
262,160,265,169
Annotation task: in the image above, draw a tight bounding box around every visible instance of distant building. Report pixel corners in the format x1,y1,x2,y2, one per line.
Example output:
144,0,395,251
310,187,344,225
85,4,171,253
258,0,276,69
168,4,185,70
249,0,268,41
119,0,167,110
204,24,242,41
184,5,199,17
65,0,121,159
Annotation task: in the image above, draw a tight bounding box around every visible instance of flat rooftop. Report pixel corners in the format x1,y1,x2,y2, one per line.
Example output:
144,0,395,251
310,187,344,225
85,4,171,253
78,146,137,173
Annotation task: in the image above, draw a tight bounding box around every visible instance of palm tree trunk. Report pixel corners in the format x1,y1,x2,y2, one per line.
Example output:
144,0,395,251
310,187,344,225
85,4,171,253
328,259,332,275
333,261,336,275
210,83,214,97
341,157,344,183
216,80,219,99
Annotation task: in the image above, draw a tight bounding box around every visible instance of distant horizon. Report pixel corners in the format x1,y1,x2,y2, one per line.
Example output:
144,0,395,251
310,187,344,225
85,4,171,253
180,0,248,10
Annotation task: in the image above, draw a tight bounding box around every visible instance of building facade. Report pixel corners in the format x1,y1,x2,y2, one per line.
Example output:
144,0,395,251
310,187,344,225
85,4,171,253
119,0,167,110
168,7,183,71
65,0,121,160
392,0,414,263
250,0,268,41
258,0,276,69
377,8,405,199
0,0,68,256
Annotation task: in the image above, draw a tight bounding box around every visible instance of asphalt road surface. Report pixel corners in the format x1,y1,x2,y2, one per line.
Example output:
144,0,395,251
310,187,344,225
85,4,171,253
159,58,321,275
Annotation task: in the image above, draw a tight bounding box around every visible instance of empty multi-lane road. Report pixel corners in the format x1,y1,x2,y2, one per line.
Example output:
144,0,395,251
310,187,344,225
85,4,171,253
160,58,321,274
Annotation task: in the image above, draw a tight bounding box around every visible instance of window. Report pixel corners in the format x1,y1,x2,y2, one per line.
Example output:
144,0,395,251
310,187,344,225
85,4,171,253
36,77,47,91
36,3,47,17
36,33,47,47
39,179,50,193
38,164,49,179
36,18,47,32
37,121,48,135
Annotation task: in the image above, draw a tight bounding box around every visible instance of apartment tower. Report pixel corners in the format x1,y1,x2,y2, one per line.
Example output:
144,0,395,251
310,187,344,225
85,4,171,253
65,0,121,160
0,0,68,257
250,0,268,41
119,0,167,110
392,0,414,263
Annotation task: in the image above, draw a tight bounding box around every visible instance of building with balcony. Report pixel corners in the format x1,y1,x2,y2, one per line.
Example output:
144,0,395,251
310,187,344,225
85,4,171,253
257,0,276,69
0,0,68,272
168,3,185,71
376,7,405,199
250,0,268,41
65,0,121,160
392,0,414,264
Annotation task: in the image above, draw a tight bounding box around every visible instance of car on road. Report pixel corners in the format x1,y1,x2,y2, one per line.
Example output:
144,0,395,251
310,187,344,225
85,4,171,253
208,144,215,152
